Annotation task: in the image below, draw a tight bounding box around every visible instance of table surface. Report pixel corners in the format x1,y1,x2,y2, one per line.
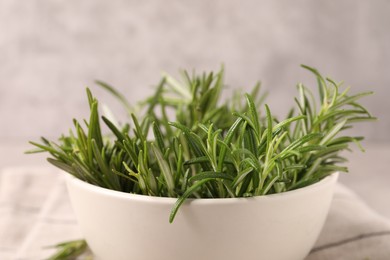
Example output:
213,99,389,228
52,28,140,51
1,139,389,218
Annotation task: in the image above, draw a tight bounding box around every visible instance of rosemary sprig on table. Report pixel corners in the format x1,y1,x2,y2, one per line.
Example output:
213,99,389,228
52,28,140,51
45,240,90,260
29,65,375,259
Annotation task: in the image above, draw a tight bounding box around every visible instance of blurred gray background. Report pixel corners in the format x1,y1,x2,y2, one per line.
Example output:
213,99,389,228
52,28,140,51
0,0,389,143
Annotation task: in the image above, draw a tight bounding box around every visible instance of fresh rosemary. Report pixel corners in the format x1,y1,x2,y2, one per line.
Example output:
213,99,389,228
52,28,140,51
29,65,375,259
45,240,90,260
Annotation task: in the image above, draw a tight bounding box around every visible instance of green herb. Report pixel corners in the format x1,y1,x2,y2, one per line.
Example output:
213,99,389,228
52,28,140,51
45,239,90,260
29,65,375,258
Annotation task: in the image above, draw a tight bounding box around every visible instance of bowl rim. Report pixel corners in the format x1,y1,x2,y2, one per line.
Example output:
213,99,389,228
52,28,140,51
66,172,339,205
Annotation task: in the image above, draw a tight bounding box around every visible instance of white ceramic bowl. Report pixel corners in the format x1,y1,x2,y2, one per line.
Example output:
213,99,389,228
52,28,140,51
66,173,338,260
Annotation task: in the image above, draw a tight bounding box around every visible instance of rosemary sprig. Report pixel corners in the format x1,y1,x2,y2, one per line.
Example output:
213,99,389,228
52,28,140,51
28,65,375,258
28,65,375,217
45,239,90,260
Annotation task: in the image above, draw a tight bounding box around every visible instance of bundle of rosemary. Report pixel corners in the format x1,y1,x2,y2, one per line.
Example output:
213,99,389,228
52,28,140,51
29,65,374,259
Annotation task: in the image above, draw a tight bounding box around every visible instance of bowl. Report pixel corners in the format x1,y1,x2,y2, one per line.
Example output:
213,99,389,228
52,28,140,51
66,172,338,260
